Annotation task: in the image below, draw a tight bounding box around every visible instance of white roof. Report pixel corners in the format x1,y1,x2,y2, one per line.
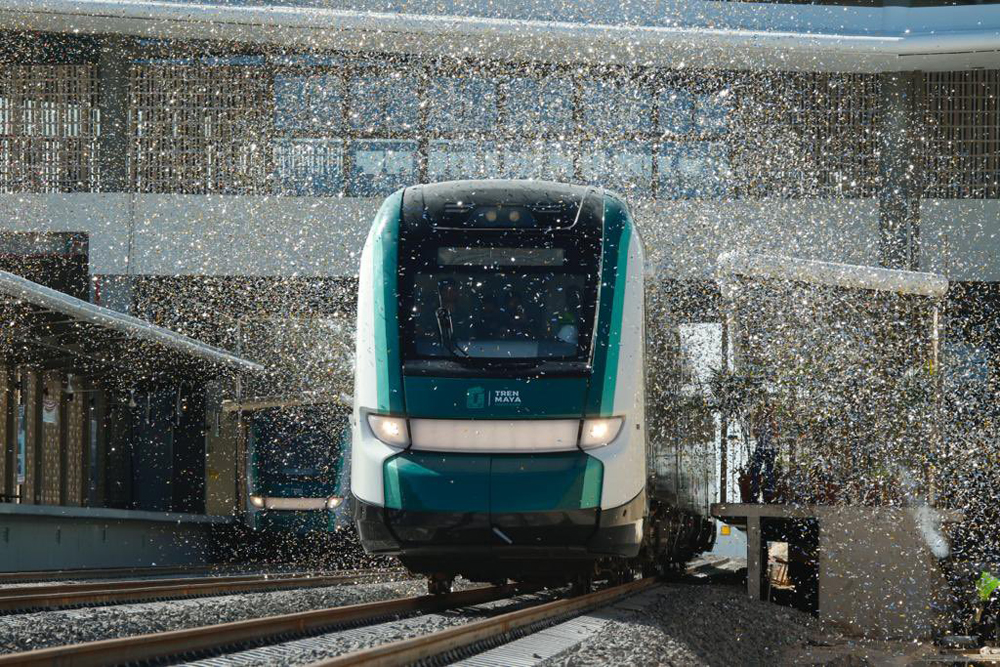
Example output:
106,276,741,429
3,0,1000,72
716,251,949,298
0,269,263,373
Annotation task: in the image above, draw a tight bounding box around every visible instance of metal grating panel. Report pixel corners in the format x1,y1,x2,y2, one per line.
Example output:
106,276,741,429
0,64,100,193
732,72,881,198
66,391,83,506
41,373,60,506
129,64,271,194
922,70,1000,199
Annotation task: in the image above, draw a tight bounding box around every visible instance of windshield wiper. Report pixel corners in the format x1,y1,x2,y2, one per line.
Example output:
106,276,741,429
435,305,470,361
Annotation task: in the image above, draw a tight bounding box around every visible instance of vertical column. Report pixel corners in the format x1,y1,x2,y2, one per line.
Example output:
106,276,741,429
97,37,131,193
92,388,107,507
59,373,69,505
2,367,13,499
878,72,922,271
28,371,42,504
746,514,766,601
80,379,91,506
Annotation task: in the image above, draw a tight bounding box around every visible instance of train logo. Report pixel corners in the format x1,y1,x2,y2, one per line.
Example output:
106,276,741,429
466,387,485,409
493,390,521,405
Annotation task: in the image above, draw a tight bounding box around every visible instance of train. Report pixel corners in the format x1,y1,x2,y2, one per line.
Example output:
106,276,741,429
226,396,353,541
350,180,714,591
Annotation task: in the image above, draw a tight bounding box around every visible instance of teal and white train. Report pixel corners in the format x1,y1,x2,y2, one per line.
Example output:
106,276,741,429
351,180,710,589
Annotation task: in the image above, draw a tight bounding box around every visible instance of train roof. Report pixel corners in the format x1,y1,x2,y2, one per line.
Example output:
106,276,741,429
716,251,949,298
402,180,613,232
405,180,598,205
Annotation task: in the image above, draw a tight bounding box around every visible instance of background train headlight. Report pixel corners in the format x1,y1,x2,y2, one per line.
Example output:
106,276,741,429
367,414,410,447
579,417,624,449
249,495,265,509
326,496,343,510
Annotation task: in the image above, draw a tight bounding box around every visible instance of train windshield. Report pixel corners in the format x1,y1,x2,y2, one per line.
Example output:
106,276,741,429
252,411,342,485
400,231,601,370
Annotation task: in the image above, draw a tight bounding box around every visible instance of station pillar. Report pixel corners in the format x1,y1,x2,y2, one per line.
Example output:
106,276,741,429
878,71,922,271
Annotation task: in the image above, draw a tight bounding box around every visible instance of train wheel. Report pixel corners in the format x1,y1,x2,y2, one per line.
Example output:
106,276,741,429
427,574,453,595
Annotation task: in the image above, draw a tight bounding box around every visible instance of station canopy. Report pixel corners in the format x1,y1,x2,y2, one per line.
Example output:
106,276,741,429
716,251,949,298
0,270,263,381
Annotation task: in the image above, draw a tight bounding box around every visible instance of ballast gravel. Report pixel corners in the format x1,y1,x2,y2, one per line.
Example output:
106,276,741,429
184,591,563,666
0,576,426,654
539,582,820,667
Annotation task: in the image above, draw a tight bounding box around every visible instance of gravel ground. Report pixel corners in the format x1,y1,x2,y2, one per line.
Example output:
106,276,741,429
0,576,424,654
539,582,821,667
185,590,563,666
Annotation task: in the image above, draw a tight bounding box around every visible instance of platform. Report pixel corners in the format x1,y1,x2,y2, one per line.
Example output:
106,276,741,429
0,504,233,571
712,503,962,640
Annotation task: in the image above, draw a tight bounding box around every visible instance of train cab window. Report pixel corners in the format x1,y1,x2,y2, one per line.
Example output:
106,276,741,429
399,193,602,373
252,411,341,486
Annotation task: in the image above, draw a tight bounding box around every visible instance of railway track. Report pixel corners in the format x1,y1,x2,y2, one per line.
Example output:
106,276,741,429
311,577,658,667
0,582,524,667
0,568,407,613
0,564,236,583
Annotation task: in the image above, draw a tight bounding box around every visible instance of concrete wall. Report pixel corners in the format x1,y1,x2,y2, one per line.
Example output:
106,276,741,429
3,193,999,282
921,199,1000,281
635,198,881,279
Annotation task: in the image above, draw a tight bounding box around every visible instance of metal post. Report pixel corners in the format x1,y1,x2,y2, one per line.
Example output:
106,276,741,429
878,72,922,271
746,514,765,601
719,316,729,504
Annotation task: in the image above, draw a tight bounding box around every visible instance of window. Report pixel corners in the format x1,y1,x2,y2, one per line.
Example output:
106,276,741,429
499,141,575,181
274,73,343,133
349,74,421,132
427,76,498,132
427,140,500,182
348,139,418,196
502,76,575,134
658,142,731,199
579,141,653,197
274,138,343,195
695,91,731,134
581,80,653,135
659,89,694,135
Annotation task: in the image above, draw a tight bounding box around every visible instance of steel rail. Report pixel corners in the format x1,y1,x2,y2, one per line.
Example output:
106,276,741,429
0,564,227,583
0,569,406,613
0,583,522,667
312,577,659,667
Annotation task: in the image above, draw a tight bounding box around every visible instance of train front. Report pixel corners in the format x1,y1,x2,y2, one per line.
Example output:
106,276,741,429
351,181,646,582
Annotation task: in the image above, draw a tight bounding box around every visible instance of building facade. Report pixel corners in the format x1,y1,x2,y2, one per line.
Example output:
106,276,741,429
0,0,997,517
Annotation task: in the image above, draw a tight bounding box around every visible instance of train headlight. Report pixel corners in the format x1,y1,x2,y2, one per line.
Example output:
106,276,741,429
326,496,344,510
579,417,624,449
249,495,265,509
367,414,410,447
